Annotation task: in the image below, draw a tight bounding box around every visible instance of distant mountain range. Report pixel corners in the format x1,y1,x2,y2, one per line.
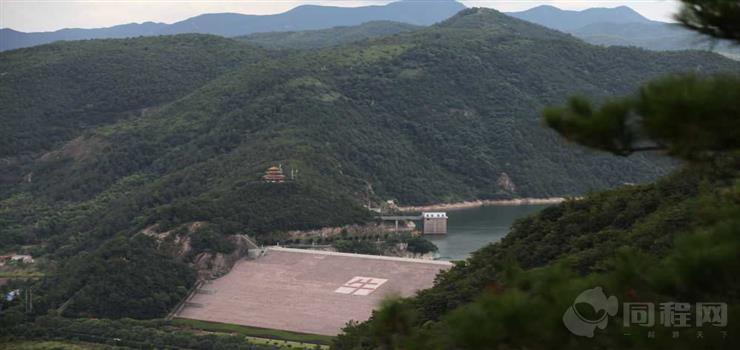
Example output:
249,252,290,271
507,5,652,31
2,2,738,57
507,5,740,58
0,0,464,51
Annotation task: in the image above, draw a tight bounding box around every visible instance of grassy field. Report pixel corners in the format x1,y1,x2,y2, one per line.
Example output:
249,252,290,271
243,336,328,349
0,340,110,350
172,318,333,347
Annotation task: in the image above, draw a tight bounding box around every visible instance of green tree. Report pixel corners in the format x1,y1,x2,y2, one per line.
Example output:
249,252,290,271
405,237,439,255
544,0,740,160
676,0,740,41
333,239,382,255
189,224,236,255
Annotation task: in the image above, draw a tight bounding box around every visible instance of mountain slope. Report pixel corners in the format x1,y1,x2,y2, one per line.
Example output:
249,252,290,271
0,34,267,206
0,0,464,51
239,21,420,50
0,35,265,159
3,8,738,258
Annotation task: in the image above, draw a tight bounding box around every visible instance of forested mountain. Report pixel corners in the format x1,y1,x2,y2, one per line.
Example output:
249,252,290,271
239,21,420,50
0,0,464,51
1,7,739,321
3,7,739,246
508,5,740,57
0,34,267,192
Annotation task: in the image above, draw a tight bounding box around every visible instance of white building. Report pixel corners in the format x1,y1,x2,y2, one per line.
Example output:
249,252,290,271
10,255,34,264
422,212,448,234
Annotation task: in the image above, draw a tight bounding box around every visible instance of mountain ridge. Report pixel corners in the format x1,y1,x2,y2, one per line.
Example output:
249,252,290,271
507,4,651,31
0,0,465,51
5,2,736,57
507,5,740,57
239,21,420,49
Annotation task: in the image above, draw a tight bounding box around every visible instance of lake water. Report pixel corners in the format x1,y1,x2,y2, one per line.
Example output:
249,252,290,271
426,204,550,261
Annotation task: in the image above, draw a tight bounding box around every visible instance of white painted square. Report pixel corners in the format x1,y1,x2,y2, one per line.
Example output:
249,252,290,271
334,287,356,294
334,276,387,296
352,288,374,296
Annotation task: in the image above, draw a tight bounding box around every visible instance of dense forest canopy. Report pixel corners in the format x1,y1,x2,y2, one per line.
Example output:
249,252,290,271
0,35,266,161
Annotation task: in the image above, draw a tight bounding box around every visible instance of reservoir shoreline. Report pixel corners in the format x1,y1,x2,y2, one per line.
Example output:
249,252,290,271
397,197,569,212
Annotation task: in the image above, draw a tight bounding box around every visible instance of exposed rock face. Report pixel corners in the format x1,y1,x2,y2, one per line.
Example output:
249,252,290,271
140,223,253,280
497,172,516,193
39,135,107,163
192,235,253,280
286,224,389,239
287,226,344,239
140,223,193,258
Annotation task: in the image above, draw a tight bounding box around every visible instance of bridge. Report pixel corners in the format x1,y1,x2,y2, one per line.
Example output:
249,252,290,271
379,215,423,221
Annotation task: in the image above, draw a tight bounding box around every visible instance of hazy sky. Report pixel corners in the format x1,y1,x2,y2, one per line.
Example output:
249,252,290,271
1,0,681,32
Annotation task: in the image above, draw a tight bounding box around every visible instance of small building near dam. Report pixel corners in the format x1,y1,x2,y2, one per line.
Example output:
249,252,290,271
422,212,448,234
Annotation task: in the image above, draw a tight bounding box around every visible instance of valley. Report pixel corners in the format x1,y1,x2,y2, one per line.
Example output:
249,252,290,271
5,8,734,259
1,1,739,349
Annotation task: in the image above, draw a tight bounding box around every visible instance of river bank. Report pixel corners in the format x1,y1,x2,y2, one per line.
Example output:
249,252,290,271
397,197,569,212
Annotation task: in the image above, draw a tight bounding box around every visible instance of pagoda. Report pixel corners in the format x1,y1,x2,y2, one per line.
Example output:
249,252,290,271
263,165,286,183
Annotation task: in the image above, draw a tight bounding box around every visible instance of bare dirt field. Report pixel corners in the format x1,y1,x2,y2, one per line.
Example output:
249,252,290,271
177,247,452,335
